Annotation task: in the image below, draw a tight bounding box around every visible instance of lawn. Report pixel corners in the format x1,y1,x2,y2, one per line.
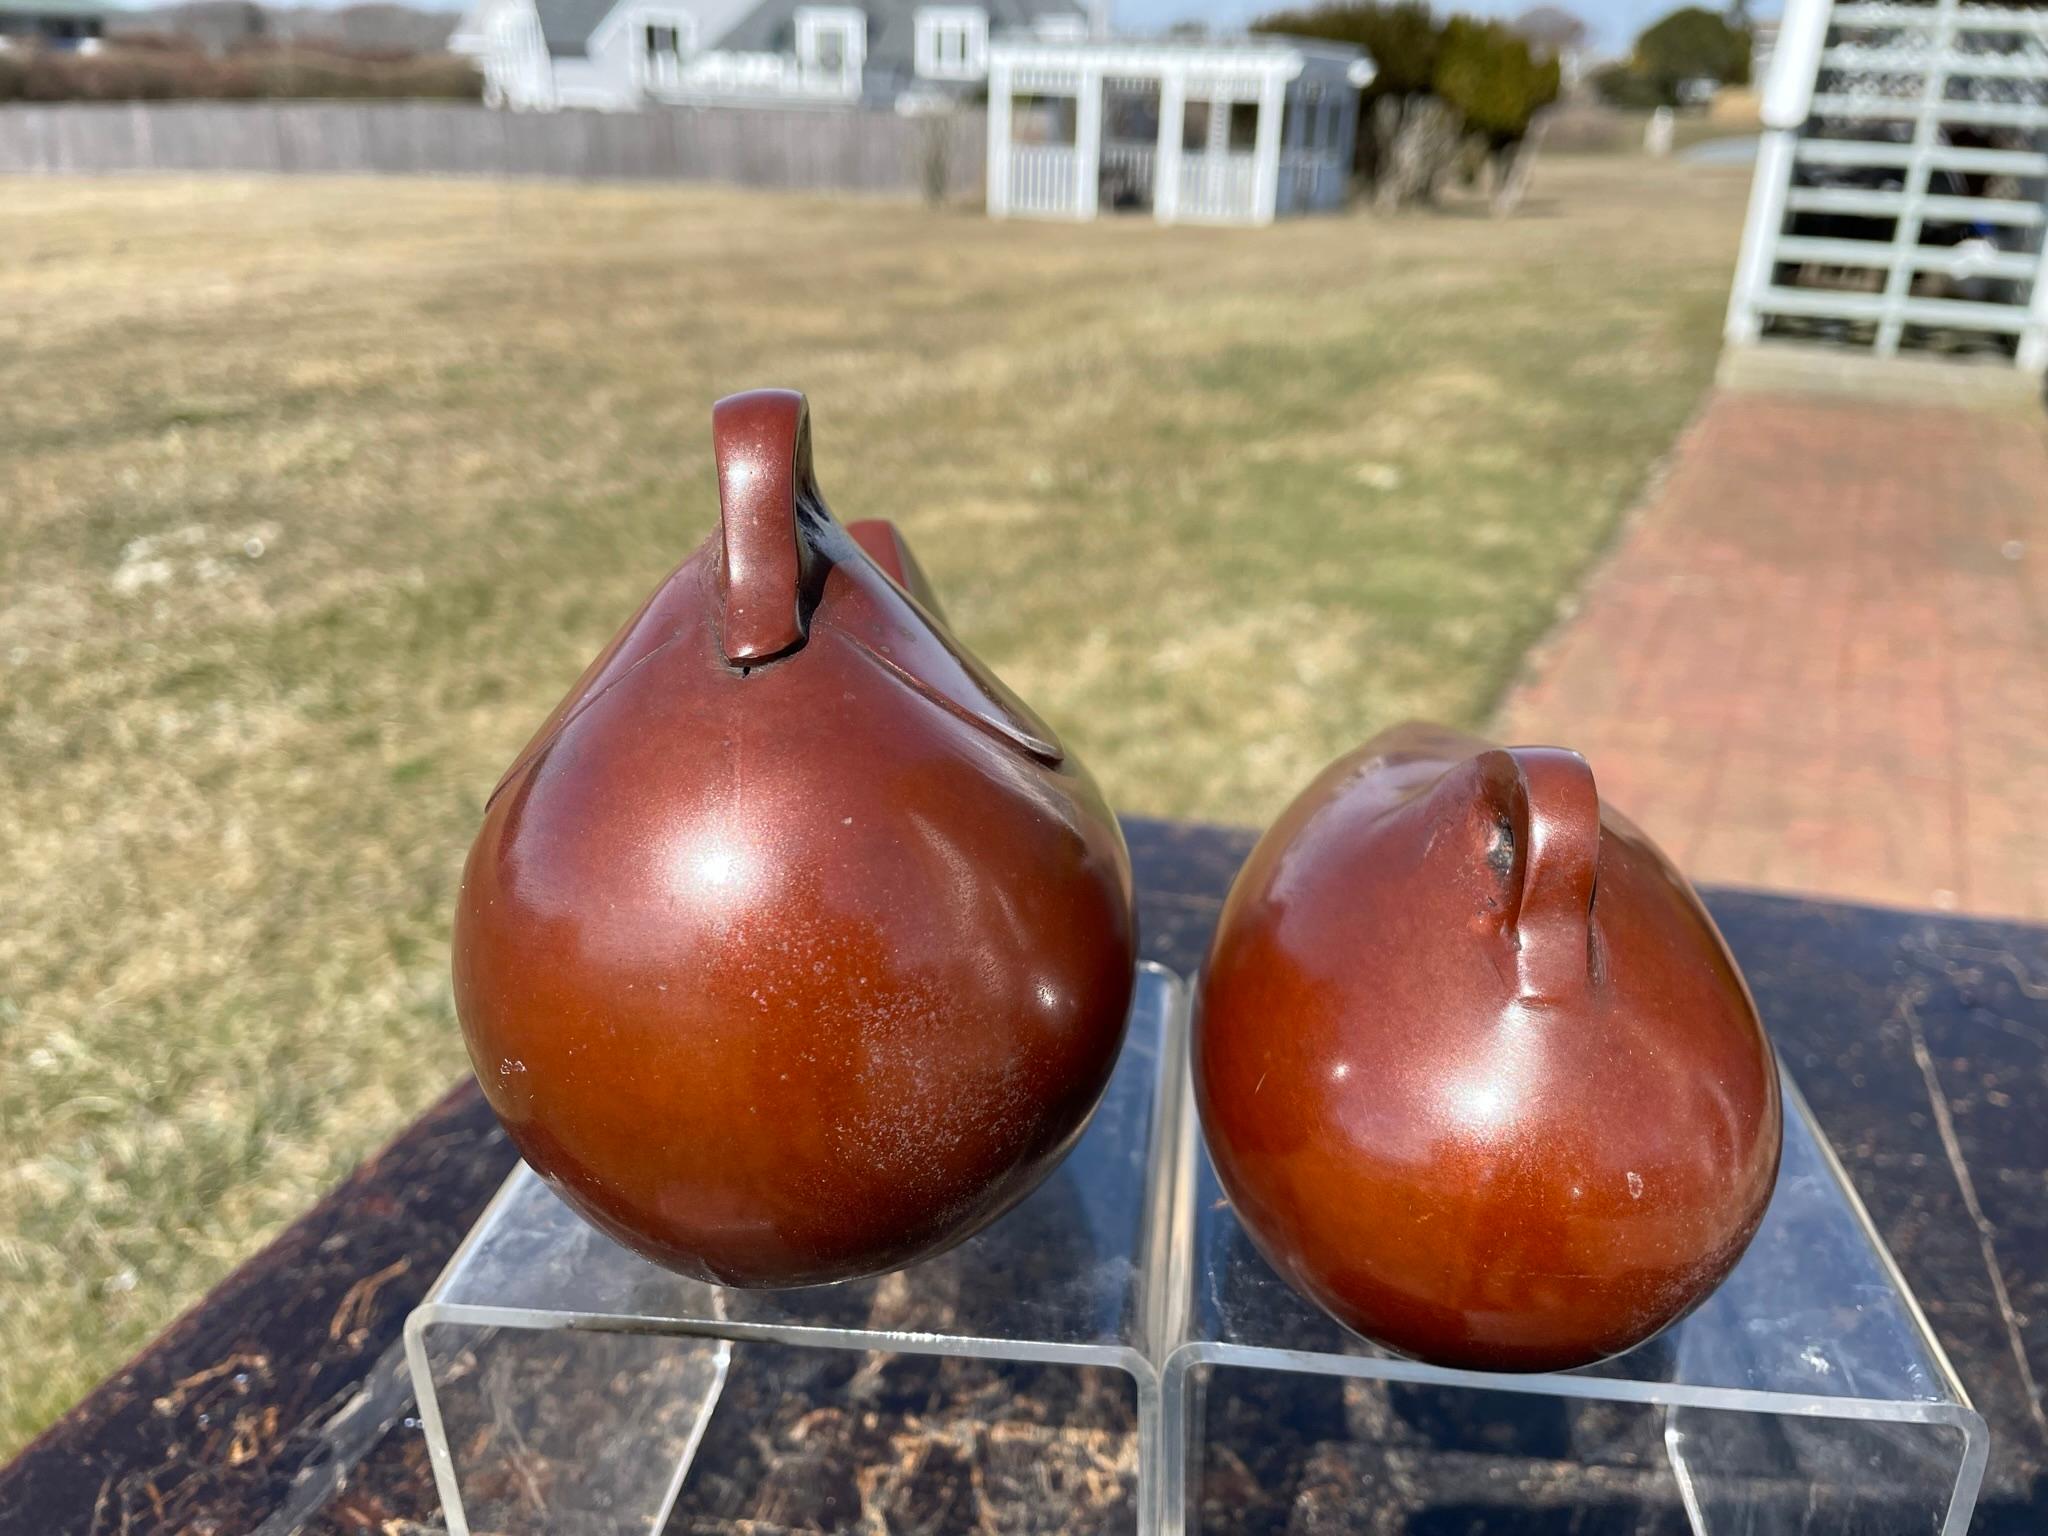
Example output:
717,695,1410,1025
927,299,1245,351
0,158,1747,1452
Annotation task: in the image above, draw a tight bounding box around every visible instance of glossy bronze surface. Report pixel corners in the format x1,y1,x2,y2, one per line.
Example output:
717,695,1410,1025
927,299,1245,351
1195,723,1782,1372
453,389,1138,1288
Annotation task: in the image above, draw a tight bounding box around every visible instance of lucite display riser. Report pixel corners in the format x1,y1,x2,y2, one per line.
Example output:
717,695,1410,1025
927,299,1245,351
408,962,1987,1535
1152,985,1988,1536
406,962,1186,1536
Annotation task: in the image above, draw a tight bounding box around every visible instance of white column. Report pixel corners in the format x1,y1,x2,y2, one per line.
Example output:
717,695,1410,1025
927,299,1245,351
987,55,1012,217
1074,64,1103,220
1250,67,1287,225
1760,0,1827,130
1725,128,1794,345
1728,0,1826,345
1155,64,1185,224
1203,79,1228,215
1278,79,1307,216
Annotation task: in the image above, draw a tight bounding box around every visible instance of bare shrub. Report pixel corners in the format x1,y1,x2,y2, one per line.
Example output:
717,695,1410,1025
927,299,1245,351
0,43,482,103
916,110,955,207
1370,94,1464,210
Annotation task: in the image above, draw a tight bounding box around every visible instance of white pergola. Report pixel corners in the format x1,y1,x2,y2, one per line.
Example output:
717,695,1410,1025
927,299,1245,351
986,36,1372,226
1727,0,2048,373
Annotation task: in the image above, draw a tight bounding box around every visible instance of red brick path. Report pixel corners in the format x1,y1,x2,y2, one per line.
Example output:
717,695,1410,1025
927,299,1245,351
1495,391,2048,924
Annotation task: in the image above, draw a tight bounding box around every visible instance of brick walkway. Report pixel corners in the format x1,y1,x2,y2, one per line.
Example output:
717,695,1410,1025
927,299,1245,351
1494,391,2048,924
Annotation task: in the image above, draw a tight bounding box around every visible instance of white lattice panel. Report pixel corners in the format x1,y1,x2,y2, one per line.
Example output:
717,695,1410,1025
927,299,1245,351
1728,0,2048,370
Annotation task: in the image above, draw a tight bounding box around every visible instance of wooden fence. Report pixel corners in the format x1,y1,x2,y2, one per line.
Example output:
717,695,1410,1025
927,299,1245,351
0,101,988,198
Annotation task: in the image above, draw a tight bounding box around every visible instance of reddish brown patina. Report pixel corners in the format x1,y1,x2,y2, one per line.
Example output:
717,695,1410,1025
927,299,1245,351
1196,722,1782,1371
453,389,1138,1288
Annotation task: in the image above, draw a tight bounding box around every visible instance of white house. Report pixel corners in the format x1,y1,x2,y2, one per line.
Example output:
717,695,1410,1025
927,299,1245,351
0,0,105,52
1725,0,2048,375
987,34,1371,225
453,0,1107,112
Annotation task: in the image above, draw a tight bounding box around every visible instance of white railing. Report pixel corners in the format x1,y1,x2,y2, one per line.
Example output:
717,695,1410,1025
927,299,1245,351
656,50,862,104
1833,4,2048,34
1178,151,1257,222
1728,0,2048,370
1007,143,1079,215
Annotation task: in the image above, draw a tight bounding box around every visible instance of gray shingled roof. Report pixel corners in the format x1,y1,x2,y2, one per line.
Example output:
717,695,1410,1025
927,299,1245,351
536,0,624,56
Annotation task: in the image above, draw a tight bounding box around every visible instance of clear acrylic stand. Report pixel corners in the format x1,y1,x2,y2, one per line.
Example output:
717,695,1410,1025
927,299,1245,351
405,961,1186,1536
409,960,1987,1536
1153,987,1991,1536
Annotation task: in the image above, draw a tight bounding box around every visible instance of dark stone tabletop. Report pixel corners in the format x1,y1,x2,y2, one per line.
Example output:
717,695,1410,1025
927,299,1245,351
3,816,2045,1534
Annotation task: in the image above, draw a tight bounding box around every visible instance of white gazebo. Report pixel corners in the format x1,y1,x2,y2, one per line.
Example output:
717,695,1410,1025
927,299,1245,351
1726,0,2048,374
986,35,1373,226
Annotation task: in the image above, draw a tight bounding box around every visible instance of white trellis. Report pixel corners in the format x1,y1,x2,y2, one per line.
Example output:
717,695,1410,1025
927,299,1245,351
986,36,1372,226
1727,0,2048,373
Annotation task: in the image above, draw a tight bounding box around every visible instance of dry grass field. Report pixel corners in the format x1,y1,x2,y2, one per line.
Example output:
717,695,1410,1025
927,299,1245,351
0,159,1747,1452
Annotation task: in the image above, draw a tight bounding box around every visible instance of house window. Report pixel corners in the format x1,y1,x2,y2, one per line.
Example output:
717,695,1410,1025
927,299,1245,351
636,12,695,89
1184,100,1260,154
795,6,865,91
1011,92,1077,147
1228,101,1259,152
914,6,987,81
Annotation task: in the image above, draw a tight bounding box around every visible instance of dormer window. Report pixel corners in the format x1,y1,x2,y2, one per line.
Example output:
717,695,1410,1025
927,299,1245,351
636,10,696,89
796,6,866,91
914,6,987,81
